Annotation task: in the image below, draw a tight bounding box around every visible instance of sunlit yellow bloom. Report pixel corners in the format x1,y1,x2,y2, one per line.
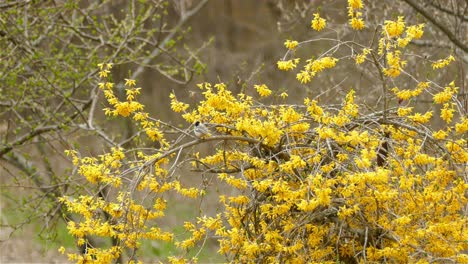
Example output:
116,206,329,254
170,93,189,112
383,16,405,38
255,84,272,97
99,70,110,78
397,107,413,116
432,55,455,69
408,111,433,123
348,0,363,9
397,37,411,48
58,246,65,254
125,78,137,87
355,48,371,64
350,17,365,30
433,82,457,104
311,13,326,31
432,129,448,140
383,51,407,78
284,39,299,50
446,140,468,162
455,118,468,134
392,86,422,100
296,70,312,84
405,24,425,39
277,59,299,71
440,103,455,123
305,57,338,73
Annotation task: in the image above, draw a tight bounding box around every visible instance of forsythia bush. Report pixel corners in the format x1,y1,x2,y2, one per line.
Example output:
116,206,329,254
61,1,467,263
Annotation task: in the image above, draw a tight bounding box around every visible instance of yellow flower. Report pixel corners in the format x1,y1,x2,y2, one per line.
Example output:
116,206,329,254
58,246,65,254
296,70,312,84
348,0,363,9
383,51,406,78
355,48,371,64
350,17,365,30
99,70,110,78
405,24,425,39
440,103,455,123
255,84,272,97
284,39,299,50
408,111,433,123
397,37,411,48
455,118,468,134
170,93,189,112
383,16,405,38
125,78,136,87
432,55,455,69
311,13,326,31
433,88,456,104
397,107,413,116
277,59,299,71
432,129,448,140
306,57,338,73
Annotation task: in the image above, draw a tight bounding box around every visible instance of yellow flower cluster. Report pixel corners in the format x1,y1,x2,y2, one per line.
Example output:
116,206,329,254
379,18,424,52
374,16,425,80
59,193,174,262
284,39,299,50
277,58,300,71
255,84,272,97
347,0,365,30
383,16,405,38
354,48,371,64
170,93,189,113
311,13,326,31
297,57,339,84
407,110,433,124
432,54,455,69
98,64,168,146
180,86,465,263
392,81,429,101
382,51,407,77
433,81,458,104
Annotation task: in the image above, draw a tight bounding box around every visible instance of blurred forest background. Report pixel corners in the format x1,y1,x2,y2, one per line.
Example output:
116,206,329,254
0,0,466,262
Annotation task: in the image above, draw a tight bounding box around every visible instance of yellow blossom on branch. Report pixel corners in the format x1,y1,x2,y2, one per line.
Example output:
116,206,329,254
277,58,300,71
350,16,365,30
348,0,363,9
311,13,326,31
432,55,455,69
407,111,433,123
355,48,371,64
284,39,299,50
125,78,137,87
383,16,405,38
255,84,272,97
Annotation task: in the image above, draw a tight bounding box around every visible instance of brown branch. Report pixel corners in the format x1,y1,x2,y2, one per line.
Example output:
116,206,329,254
0,0,30,9
0,99,92,158
401,0,468,53
426,0,468,21
129,135,263,195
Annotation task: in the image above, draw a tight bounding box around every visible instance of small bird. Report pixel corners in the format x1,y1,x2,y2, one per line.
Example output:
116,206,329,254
193,121,211,138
